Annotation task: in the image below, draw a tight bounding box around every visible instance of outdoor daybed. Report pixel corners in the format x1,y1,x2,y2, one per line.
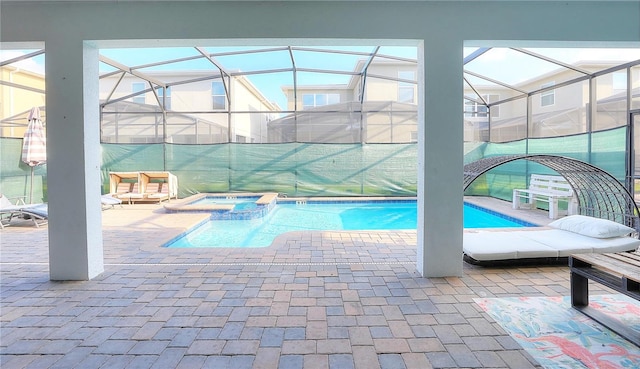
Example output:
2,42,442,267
463,215,640,266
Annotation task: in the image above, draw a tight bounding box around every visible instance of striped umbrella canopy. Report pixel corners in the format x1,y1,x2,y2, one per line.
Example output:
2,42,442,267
22,107,47,203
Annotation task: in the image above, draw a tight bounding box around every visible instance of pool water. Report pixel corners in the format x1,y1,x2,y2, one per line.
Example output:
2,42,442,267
165,201,534,248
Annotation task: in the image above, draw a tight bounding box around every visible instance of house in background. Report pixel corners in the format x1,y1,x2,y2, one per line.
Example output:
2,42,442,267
2,54,637,147
274,59,419,143
464,61,640,143
99,70,281,144
0,65,46,138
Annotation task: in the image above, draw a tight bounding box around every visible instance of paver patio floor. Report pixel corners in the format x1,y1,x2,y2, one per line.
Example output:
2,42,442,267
0,199,612,368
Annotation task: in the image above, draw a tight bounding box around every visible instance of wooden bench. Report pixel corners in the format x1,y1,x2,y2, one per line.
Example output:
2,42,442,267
512,174,578,219
569,251,640,346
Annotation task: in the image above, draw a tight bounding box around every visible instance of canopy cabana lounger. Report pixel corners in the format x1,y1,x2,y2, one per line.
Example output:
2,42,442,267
462,155,640,265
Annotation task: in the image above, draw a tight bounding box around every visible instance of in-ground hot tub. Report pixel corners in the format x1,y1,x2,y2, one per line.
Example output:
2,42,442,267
164,192,279,219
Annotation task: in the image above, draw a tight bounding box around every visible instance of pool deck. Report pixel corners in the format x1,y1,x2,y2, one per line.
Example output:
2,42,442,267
0,196,612,369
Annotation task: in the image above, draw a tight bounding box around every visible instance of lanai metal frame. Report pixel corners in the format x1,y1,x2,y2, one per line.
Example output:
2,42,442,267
463,154,640,232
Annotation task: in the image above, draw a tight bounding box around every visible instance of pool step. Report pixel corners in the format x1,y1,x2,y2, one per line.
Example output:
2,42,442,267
255,193,278,205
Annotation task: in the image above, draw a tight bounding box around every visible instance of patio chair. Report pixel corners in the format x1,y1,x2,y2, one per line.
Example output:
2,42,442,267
1,194,24,228
112,182,133,199
144,182,170,203
0,194,26,208
118,182,144,204
0,194,48,229
101,194,123,210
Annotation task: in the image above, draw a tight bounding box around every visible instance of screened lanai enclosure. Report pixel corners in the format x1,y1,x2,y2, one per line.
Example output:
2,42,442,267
1,44,639,201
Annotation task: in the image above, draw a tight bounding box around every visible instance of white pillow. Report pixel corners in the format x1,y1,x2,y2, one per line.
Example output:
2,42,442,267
548,215,635,239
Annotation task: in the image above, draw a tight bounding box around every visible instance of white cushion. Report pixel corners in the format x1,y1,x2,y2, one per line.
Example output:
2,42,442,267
463,228,640,261
520,229,594,256
548,215,635,239
463,231,556,261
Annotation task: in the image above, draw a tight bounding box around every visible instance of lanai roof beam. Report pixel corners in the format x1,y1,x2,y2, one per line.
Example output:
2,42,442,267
0,80,45,94
195,47,231,77
463,77,487,105
0,49,45,67
196,47,231,108
103,71,127,104
464,69,528,94
512,48,592,76
288,46,297,111
359,47,381,104
463,47,491,65
99,55,166,88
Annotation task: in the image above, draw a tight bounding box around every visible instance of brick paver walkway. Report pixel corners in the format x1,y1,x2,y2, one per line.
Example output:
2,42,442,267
0,201,601,368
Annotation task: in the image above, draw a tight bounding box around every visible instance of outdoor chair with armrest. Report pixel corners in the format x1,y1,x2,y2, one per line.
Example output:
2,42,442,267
145,182,170,203
118,182,144,204
112,182,133,199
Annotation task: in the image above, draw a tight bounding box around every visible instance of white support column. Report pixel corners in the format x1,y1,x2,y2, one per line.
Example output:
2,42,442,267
46,40,104,280
416,38,464,277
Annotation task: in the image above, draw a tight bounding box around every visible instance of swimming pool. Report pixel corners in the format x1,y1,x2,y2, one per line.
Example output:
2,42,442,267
165,200,536,248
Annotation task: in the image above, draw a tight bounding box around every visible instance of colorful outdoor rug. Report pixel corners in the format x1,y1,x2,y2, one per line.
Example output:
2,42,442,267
475,294,640,369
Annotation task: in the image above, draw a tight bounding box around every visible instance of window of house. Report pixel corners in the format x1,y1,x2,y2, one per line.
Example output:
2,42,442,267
157,87,171,110
464,94,499,118
302,94,315,109
132,82,145,104
398,71,415,103
302,93,340,109
212,81,227,110
464,100,488,117
540,82,555,107
464,99,478,117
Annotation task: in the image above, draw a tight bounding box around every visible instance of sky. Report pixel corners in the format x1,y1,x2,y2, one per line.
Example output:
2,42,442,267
463,47,640,86
96,45,418,109
2,45,639,110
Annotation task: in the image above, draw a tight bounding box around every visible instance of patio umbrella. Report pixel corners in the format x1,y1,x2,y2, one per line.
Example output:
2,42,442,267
21,107,47,204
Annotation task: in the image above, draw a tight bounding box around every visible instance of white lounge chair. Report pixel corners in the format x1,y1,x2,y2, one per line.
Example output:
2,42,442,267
101,194,123,210
0,194,48,229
